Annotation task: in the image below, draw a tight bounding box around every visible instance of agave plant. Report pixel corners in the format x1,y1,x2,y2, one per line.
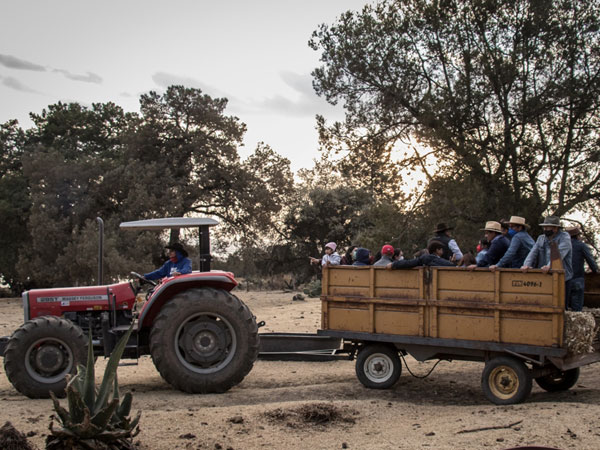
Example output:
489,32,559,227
46,326,141,450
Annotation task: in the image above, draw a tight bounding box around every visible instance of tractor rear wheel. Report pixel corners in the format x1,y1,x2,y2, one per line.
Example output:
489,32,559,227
149,288,259,393
4,316,88,398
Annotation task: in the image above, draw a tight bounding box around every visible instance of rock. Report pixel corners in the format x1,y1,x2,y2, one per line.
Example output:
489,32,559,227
229,415,244,424
179,433,196,439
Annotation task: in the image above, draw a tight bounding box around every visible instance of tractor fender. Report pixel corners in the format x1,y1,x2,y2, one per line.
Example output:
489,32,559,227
138,272,238,330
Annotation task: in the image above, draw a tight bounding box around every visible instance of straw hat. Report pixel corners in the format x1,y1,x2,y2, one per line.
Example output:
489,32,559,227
566,226,581,237
480,221,503,233
507,216,530,228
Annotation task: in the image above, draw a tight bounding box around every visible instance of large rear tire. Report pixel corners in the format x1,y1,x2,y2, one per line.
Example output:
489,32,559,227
149,288,259,393
4,316,88,398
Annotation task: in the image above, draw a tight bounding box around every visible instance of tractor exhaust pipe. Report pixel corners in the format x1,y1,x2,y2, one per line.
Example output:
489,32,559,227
97,217,104,285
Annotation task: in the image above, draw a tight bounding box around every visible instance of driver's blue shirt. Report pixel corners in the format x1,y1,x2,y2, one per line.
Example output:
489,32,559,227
144,256,192,280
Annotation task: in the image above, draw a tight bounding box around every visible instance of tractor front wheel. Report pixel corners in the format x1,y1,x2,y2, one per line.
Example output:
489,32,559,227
4,316,88,398
149,288,259,393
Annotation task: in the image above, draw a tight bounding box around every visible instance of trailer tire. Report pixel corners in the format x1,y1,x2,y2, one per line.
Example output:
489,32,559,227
4,316,88,399
482,356,532,405
150,288,259,394
355,344,401,389
535,368,580,392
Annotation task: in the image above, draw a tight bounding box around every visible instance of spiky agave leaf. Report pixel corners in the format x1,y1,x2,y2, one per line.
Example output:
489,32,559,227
49,391,73,428
91,398,119,430
67,368,85,396
117,392,133,420
82,331,96,409
94,324,133,415
66,380,87,424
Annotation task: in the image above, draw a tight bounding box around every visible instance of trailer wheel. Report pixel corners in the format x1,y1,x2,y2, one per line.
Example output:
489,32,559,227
535,368,580,392
3,316,88,399
481,356,532,405
150,288,259,393
355,344,401,389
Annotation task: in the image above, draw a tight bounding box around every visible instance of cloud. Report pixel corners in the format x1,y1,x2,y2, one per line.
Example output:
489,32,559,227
0,53,46,71
250,71,341,118
53,69,102,84
280,71,315,97
0,53,102,84
0,75,41,94
152,71,232,100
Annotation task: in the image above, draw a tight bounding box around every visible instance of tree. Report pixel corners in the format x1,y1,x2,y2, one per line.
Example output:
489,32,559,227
11,87,294,288
18,102,134,287
129,86,294,240
0,120,30,292
316,117,404,203
310,0,600,225
284,185,375,255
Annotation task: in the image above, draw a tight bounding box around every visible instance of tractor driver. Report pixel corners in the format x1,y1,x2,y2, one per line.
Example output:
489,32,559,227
143,242,192,280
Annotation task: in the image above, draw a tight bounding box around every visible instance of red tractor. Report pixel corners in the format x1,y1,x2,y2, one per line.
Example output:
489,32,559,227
0,218,260,398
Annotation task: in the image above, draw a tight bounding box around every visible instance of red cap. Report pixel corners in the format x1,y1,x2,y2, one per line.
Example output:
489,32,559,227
381,244,394,256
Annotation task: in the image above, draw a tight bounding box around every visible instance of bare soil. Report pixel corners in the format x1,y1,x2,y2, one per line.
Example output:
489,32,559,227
2,292,600,449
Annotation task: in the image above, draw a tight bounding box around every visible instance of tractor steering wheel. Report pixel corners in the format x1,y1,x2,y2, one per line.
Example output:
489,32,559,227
130,271,157,287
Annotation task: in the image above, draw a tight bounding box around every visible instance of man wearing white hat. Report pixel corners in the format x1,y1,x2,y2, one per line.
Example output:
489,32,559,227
490,216,535,271
521,216,572,282
469,221,510,268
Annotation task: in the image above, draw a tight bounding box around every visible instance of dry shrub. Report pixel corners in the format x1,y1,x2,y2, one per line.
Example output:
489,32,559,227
564,311,596,354
0,422,35,450
263,403,357,429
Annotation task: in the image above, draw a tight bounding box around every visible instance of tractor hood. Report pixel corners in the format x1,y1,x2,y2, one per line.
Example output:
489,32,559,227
23,282,136,322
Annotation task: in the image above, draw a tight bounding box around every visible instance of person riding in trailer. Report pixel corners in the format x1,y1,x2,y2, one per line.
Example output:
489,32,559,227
490,216,535,271
521,216,573,281
428,223,463,262
144,242,192,280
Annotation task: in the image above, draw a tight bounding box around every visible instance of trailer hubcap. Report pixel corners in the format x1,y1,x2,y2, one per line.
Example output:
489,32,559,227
25,338,73,384
364,353,393,383
489,366,519,399
175,313,236,373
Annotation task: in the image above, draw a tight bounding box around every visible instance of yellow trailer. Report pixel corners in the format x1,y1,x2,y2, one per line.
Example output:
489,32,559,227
318,257,600,404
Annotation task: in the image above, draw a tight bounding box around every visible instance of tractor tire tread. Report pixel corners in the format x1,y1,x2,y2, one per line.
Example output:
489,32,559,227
149,288,258,394
4,316,88,399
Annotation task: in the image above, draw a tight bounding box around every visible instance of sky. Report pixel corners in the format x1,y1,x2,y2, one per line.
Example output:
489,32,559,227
0,0,372,172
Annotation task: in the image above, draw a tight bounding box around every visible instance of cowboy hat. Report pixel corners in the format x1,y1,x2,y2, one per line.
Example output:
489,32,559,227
566,226,581,237
480,221,503,233
507,216,530,228
433,223,453,233
539,216,561,227
165,242,189,257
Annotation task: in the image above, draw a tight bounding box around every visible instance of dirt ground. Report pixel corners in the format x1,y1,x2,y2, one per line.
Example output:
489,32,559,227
2,292,600,450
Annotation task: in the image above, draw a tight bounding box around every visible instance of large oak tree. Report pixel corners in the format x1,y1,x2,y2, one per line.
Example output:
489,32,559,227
310,0,600,225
